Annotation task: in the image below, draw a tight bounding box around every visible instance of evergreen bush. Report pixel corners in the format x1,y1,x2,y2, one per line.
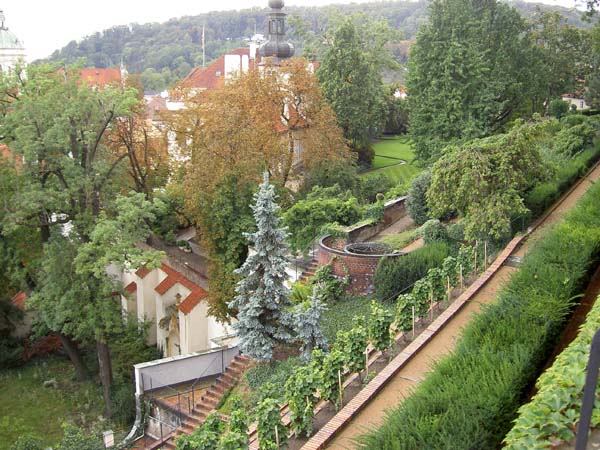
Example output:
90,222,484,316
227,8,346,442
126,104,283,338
374,241,452,302
406,170,431,225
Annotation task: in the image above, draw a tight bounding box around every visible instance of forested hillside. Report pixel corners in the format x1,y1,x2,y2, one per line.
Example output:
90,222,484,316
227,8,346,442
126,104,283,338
41,0,588,90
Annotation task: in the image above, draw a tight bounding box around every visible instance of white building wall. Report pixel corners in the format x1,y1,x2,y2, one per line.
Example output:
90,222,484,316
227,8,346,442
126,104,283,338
224,54,241,80
0,47,26,74
562,96,589,110
139,270,161,345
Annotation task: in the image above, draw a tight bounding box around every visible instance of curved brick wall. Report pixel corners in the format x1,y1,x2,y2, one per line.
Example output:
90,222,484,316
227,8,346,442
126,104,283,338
318,236,403,293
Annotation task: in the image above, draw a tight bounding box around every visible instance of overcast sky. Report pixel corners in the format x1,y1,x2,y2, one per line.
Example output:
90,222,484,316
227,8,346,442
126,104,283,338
2,0,584,62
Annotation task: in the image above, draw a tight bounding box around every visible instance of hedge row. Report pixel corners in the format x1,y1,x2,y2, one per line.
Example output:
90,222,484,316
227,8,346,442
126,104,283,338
358,180,600,449
374,241,453,302
504,293,600,448
524,143,600,218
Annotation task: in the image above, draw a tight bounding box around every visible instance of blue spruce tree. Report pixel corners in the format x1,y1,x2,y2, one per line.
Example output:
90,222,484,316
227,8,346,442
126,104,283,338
294,287,328,362
231,173,295,362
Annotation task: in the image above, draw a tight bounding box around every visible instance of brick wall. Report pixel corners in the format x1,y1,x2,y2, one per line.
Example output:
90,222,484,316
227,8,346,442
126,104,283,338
318,236,402,293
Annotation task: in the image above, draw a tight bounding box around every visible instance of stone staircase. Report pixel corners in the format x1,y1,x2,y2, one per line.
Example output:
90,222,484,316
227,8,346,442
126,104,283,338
299,258,320,283
149,354,252,449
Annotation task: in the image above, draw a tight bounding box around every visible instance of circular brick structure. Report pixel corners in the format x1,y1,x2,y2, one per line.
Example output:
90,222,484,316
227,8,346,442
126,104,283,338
318,235,403,293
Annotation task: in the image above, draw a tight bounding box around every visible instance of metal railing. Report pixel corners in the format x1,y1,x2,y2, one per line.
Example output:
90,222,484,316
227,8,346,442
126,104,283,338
575,327,600,449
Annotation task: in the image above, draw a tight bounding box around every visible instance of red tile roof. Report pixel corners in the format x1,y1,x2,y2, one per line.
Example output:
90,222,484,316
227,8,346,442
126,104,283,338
154,264,208,315
180,48,253,90
79,68,122,88
11,291,26,310
135,267,151,278
124,281,137,294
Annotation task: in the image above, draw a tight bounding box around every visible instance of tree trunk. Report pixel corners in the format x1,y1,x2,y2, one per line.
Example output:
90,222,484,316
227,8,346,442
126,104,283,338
57,333,89,381
97,339,114,418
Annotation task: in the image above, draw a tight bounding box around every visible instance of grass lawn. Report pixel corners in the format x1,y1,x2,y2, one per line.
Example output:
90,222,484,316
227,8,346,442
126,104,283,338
363,136,422,184
0,356,106,449
377,228,418,250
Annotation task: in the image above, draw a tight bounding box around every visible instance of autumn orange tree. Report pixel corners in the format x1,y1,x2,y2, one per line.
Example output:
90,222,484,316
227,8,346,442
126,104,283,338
105,75,170,197
167,57,351,321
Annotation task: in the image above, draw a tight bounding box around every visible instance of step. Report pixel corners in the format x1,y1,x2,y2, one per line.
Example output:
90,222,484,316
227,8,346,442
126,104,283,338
229,359,248,370
218,372,237,384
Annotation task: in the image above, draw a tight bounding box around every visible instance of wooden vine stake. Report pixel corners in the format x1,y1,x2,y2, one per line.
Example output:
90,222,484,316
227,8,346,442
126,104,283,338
459,265,463,290
338,369,343,408
447,276,451,304
430,288,434,321
484,241,488,271
474,241,478,276
275,423,280,447
412,306,415,339
365,347,369,379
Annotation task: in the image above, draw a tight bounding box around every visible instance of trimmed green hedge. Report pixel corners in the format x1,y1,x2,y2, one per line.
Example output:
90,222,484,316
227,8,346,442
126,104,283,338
374,241,453,302
525,144,600,218
358,181,600,450
504,293,600,448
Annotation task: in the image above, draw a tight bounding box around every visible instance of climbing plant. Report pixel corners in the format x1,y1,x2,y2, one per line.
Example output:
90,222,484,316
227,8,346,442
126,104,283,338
284,365,319,437
368,300,394,353
396,293,416,332
338,318,368,375
319,346,346,409
256,395,287,450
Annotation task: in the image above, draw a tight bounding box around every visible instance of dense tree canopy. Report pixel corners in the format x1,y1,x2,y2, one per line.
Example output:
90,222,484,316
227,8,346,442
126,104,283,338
427,119,552,240
317,18,388,151
169,58,350,320
42,1,587,91
0,65,162,417
407,0,541,163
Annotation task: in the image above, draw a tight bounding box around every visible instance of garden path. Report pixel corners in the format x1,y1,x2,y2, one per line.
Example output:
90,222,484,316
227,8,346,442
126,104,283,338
322,162,600,450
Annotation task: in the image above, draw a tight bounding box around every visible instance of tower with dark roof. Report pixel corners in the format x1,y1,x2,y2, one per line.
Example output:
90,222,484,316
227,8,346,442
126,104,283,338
259,0,294,64
0,10,26,73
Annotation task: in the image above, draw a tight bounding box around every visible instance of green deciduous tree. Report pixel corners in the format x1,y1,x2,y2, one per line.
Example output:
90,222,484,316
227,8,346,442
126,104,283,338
407,0,540,163
427,120,551,240
317,18,387,151
0,64,161,417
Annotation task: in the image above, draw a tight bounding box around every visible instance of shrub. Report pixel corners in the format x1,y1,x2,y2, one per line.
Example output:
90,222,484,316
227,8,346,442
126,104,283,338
406,170,431,225
176,413,225,450
548,98,570,119
284,365,319,437
525,144,600,218
337,318,368,374
300,160,358,195
504,294,600,448
358,180,600,450
374,241,453,302
283,196,362,253
418,219,447,244
554,122,596,156
9,435,44,450
358,173,393,204
312,263,349,304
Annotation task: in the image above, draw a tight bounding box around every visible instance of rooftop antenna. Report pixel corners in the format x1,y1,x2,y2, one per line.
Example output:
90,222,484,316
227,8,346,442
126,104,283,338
202,25,205,68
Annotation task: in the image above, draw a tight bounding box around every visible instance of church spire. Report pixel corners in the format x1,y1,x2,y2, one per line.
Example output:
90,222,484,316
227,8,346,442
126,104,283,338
259,0,294,63
0,11,6,31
